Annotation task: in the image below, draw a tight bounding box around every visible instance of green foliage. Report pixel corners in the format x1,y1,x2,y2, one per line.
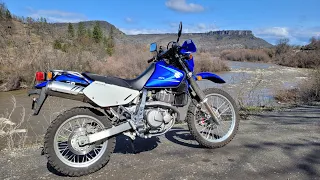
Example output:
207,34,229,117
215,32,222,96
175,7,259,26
0,2,7,18
61,43,68,52
38,17,47,24
53,40,62,50
67,23,75,38
103,27,115,56
87,28,92,38
77,22,86,38
5,9,11,19
92,21,103,43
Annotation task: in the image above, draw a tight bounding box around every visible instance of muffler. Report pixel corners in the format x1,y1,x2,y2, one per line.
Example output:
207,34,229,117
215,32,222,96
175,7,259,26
28,81,91,115
47,81,84,95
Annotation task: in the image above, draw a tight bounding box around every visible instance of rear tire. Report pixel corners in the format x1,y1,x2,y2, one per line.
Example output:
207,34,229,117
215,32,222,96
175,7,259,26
44,107,116,177
186,88,239,149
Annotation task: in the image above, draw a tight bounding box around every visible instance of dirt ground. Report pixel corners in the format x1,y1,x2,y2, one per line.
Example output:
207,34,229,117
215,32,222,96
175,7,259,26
0,105,319,180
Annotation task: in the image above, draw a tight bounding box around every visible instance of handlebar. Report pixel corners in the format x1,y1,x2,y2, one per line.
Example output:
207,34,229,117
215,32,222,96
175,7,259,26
147,57,154,63
147,44,180,63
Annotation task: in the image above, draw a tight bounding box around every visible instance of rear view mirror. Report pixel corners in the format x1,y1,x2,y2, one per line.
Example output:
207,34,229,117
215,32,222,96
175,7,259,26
150,42,157,52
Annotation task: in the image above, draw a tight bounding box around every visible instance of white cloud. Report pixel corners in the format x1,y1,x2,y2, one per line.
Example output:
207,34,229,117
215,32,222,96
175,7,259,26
120,28,168,35
197,23,206,30
125,17,133,23
27,7,87,23
165,0,204,13
254,26,320,45
121,23,218,35
255,27,289,37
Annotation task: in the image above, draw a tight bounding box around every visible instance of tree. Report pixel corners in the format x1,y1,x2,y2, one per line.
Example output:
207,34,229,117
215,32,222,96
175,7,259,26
92,21,103,43
87,28,92,38
67,23,75,38
105,27,115,56
275,38,290,55
5,9,11,19
0,2,7,18
77,22,86,39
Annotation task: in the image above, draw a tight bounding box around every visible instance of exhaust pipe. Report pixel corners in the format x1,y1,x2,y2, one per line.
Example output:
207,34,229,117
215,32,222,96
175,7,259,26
29,81,92,115
47,81,84,95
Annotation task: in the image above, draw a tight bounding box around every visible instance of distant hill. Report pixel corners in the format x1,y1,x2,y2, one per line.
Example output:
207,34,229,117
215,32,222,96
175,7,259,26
127,30,273,51
52,20,126,39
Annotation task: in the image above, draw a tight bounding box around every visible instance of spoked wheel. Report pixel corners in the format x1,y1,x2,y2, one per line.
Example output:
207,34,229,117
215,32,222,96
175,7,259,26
44,107,116,177
186,88,239,148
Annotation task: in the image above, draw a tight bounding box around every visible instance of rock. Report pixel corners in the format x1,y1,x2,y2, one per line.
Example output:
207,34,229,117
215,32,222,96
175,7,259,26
4,76,21,91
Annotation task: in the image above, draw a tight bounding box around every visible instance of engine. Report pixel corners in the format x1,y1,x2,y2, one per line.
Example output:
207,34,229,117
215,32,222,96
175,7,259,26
151,89,188,107
144,108,173,129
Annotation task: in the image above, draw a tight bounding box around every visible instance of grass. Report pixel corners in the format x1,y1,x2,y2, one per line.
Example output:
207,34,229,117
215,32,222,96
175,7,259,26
0,95,28,150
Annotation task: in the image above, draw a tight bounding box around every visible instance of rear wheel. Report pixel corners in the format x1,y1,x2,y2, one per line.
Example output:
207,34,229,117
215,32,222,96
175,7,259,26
44,107,116,176
186,88,239,148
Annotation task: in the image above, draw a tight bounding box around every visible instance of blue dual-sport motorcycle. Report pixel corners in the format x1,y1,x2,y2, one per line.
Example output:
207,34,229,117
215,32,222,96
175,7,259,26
28,22,239,176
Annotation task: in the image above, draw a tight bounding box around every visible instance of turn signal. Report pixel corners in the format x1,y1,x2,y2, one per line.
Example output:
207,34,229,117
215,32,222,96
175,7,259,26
189,54,193,59
47,71,53,80
196,76,203,80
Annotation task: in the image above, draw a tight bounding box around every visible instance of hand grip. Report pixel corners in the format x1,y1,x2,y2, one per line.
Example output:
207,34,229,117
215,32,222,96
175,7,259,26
147,58,154,63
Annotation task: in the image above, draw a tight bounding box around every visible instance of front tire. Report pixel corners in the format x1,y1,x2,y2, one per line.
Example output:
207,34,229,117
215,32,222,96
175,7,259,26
186,88,240,149
44,107,116,176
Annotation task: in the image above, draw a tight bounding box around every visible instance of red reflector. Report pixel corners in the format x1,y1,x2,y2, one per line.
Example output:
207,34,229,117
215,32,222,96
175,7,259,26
36,72,45,81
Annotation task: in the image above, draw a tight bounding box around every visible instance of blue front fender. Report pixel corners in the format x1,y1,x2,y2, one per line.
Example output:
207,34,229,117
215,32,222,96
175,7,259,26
195,72,225,84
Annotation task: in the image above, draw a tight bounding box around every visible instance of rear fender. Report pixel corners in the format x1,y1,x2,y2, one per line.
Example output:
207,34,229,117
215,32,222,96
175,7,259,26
195,72,225,84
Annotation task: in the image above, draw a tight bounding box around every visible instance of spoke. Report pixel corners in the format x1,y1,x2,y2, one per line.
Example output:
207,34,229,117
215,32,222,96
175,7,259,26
69,122,73,131
216,101,226,112
68,154,75,161
93,148,99,156
86,154,91,161
61,147,69,155
219,106,230,118
76,119,81,128
81,118,86,127
206,127,212,139
71,155,76,162
63,127,72,133
87,152,93,159
199,126,207,135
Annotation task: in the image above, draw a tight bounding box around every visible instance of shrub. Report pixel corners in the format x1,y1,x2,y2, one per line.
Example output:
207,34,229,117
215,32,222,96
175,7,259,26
194,52,230,72
275,68,320,103
220,49,270,62
53,40,62,50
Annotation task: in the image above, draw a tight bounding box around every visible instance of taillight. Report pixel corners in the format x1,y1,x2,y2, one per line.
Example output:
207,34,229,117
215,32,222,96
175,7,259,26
36,71,45,81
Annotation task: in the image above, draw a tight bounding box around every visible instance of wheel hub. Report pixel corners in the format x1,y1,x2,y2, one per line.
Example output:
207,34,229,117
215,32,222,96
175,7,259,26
68,128,93,155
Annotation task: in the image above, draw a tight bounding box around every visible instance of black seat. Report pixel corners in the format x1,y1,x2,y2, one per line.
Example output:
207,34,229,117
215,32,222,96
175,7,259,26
82,63,155,91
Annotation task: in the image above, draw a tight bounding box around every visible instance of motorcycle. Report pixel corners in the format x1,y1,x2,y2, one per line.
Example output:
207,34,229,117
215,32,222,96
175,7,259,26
28,22,239,176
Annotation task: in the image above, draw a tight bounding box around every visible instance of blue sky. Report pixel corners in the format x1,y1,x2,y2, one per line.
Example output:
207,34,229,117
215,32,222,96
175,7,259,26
3,0,320,45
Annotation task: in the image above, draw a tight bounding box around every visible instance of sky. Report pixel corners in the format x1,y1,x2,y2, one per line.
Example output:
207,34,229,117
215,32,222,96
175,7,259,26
3,0,320,45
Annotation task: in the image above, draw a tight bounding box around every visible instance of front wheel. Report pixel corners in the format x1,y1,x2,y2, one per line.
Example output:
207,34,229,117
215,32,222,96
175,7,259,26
44,107,116,176
186,88,239,148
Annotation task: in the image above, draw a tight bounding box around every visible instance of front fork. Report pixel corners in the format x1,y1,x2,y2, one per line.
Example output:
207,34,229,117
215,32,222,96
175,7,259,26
178,58,220,125
188,74,220,125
